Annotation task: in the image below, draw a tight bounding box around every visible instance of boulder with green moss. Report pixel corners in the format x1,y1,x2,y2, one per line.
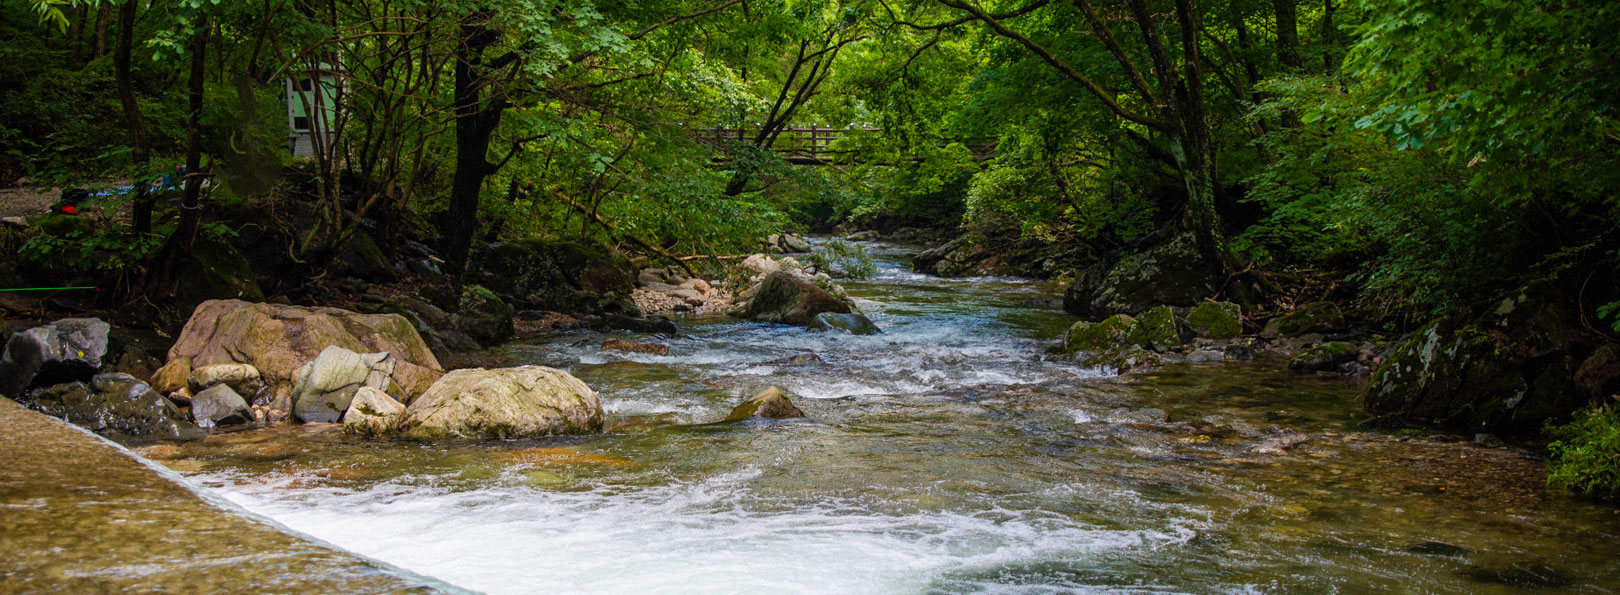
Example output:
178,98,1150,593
808,311,881,335
173,233,265,312
1186,301,1243,339
1261,302,1345,338
1288,341,1357,372
1364,282,1587,435
1062,314,1136,353
454,285,514,347
1127,306,1190,352
400,366,603,439
1063,232,1216,318
335,231,397,282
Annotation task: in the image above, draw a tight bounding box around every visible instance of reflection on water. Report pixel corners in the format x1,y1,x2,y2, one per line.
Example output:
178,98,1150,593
142,242,1620,593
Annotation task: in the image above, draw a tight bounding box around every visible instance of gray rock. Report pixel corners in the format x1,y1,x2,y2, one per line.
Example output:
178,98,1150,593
188,363,263,398
807,312,881,335
192,384,254,427
781,235,813,253
1062,232,1216,318
401,366,603,439
845,230,880,242
343,386,405,436
0,318,110,398
733,271,853,326
292,346,395,423
1185,349,1226,363
25,374,200,439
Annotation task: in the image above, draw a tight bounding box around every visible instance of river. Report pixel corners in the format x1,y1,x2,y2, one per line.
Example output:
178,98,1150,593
140,242,1620,593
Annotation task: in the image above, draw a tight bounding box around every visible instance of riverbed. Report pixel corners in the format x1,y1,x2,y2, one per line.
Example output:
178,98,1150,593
138,242,1620,593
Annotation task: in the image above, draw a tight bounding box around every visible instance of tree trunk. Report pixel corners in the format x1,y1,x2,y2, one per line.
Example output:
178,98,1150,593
114,0,152,233
93,4,110,59
443,20,504,292
1273,0,1302,71
175,18,208,256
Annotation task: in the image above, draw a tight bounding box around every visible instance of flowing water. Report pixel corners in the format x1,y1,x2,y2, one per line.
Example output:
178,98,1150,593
139,243,1620,593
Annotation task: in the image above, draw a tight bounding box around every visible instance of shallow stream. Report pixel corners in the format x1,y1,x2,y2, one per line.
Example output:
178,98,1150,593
141,243,1620,593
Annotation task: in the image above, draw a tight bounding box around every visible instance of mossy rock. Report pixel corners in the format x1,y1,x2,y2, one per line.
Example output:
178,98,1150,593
1363,281,1585,436
336,231,396,282
1261,302,1345,339
1186,301,1243,339
807,311,881,335
1062,314,1137,354
1288,341,1357,372
1082,345,1161,375
175,232,266,311
1127,306,1189,352
1063,232,1216,318
454,284,514,347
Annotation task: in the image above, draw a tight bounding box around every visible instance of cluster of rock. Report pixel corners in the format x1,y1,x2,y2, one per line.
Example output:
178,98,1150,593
762,234,813,254
632,267,733,316
0,300,610,442
728,254,880,334
1061,302,1251,373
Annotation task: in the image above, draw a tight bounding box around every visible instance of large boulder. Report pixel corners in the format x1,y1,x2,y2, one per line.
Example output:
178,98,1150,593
1062,232,1216,319
291,346,396,423
913,233,978,277
807,312,881,335
1060,311,1183,374
382,295,481,354
401,366,603,439
724,386,806,421
734,271,853,326
0,318,110,398
1261,302,1346,339
335,231,397,283
469,239,637,315
342,386,405,437
1062,314,1137,354
191,384,254,427
24,373,200,439
1364,282,1588,435
454,285,514,347
150,300,442,404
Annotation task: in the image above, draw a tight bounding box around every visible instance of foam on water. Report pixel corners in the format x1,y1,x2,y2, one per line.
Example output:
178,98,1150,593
202,468,1193,595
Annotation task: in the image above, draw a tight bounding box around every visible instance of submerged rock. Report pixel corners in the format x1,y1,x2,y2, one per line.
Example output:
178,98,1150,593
401,366,603,439
601,338,670,356
807,312,881,335
724,386,806,421
342,386,405,437
150,300,442,404
291,346,396,423
191,384,254,427
733,271,853,326
0,317,111,398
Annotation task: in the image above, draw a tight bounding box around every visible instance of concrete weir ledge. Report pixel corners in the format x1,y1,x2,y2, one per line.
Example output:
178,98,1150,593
0,398,465,593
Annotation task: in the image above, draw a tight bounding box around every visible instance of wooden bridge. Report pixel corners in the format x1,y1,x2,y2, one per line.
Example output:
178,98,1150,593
694,126,994,165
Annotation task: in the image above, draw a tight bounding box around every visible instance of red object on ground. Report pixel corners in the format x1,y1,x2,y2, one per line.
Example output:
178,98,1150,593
61,205,78,214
